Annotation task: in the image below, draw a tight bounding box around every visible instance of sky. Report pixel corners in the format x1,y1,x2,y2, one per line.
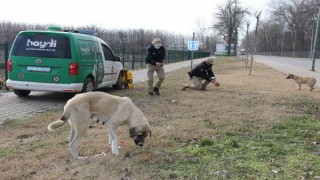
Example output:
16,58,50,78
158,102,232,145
0,0,269,37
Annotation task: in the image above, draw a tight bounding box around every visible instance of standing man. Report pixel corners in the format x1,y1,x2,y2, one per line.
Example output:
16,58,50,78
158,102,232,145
181,57,220,90
145,38,166,96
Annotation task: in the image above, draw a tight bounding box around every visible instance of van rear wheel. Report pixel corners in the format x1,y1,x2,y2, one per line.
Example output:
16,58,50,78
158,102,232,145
81,77,94,93
13,89,31,97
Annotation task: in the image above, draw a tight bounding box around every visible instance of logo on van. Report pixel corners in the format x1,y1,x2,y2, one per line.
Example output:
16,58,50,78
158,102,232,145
35,59,42,64
18,73,24,79
27,39,57,49
80,47,91,54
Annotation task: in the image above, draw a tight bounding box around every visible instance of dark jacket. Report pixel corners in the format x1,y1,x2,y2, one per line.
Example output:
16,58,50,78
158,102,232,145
145,45,166,65
188,61,215,82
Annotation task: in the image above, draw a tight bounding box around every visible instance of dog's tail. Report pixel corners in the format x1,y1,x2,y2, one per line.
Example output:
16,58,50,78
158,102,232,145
48,105,74,131
48,116,68,131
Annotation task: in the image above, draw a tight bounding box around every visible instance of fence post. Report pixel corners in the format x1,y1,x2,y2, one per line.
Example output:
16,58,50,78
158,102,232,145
141,48,144,68
4,41,9,90
131,49,135,70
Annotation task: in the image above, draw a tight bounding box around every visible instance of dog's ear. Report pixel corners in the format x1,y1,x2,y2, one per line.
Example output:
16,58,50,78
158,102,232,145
129,127,136,138
286,73,292,79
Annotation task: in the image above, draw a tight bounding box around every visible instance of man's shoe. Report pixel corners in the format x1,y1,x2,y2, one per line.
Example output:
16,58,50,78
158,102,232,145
201,84,208,91
148,92,153,96
153,87,160,95
181,86,188,91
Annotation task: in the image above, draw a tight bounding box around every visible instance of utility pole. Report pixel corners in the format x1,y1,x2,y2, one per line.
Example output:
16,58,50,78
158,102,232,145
311,8,320,71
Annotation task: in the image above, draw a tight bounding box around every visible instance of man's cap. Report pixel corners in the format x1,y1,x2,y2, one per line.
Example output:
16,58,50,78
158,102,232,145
206,57,215,65
152,38,162,45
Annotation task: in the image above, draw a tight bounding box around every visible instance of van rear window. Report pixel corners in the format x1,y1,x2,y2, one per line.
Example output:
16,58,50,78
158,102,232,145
11,34,71,59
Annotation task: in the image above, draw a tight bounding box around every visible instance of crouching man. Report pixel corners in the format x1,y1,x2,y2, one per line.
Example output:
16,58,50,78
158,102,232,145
181,57,220,91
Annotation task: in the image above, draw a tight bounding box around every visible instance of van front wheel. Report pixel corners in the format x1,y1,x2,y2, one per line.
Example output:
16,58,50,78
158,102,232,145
112,72,124,90
81,78,94,93
13,89,31,97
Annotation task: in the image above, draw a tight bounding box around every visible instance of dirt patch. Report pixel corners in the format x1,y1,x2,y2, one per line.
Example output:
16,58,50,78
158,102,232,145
0,57,320,179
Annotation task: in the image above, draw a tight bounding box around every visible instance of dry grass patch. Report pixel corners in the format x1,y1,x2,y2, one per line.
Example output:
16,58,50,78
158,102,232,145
1,57,320,179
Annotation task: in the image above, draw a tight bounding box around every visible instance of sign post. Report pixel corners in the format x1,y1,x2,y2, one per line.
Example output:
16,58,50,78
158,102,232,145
188,40,199,69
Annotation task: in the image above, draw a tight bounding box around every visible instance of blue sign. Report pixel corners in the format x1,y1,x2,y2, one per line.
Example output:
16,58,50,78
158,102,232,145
188,41,199,51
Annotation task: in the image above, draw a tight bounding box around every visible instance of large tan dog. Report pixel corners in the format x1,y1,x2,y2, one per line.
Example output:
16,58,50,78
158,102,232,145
0,78,3,89
286,73,316,91
48,92,151,160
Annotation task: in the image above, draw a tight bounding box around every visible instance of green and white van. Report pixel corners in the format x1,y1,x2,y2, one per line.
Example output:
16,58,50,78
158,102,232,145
6,27,125,96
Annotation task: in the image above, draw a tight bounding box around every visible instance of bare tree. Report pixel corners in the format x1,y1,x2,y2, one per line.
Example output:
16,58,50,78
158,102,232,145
249,11,262,75
194,17,220,53
232,1,249,55
245,21,250,68
213,0,248,56
265,0,318,56
195,18,209,51
118,30,128,62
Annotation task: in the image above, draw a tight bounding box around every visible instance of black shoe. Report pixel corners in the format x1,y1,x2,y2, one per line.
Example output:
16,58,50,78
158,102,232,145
201,84,208,91
153,87,160,95
181,85,188,91
148,92,153,96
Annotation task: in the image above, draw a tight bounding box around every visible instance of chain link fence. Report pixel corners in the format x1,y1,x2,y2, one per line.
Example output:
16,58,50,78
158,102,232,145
115,48,210,70
255,51,319,59
0,42,9,67
0,42,9,88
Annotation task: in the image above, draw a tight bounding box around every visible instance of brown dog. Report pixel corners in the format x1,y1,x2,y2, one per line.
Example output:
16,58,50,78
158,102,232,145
286,73,316,91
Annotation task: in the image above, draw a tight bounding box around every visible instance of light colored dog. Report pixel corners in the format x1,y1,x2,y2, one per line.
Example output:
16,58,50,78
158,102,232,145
286,73,316,91
48,92,151,160
0,78,3,89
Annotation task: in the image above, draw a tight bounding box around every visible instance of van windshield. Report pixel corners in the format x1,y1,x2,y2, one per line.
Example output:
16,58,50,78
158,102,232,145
11,34,71,59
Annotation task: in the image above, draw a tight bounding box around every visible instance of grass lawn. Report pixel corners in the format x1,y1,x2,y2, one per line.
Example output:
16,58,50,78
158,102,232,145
0,56,320,179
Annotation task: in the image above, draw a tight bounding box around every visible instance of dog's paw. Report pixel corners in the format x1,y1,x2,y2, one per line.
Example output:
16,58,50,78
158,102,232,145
95,151,107,157
112,152,120,156
112,145,120,156
75,156,87,160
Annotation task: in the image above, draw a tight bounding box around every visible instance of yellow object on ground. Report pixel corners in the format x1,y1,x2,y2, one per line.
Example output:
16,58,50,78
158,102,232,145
123,70,133,89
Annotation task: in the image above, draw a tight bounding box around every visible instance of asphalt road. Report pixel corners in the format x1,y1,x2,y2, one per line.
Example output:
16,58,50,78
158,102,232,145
253,55,320,88
1,55,319,124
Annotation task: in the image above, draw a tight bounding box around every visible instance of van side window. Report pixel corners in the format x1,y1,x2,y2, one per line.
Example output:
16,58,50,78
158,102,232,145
101,44,114,61
78,40,98,60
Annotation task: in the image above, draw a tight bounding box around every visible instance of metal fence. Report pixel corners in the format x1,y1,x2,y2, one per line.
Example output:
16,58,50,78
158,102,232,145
255,51,319,59
115,49,210,70
0,42,9,68
0,42,9,85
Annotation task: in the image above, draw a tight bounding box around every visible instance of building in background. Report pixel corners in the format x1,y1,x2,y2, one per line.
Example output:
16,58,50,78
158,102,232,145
215,44,234,56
